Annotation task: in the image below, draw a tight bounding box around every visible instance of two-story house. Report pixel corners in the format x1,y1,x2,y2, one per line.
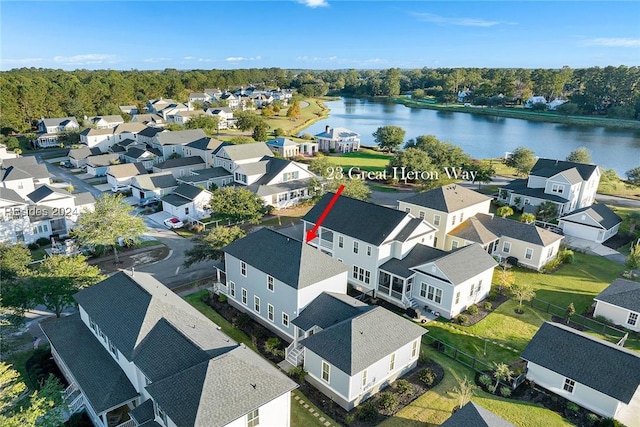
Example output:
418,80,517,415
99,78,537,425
41,271,297,427
220,228,349,341
130,172,177,204
302,193,437,304
84,115,124,129
182,138,224,168
151,129,209,160
166,110,205,125
36,116,80,148
79,128,115,152
161,183,212,221
1,157,50,198
152,157,206,179
213,142,273,173
498,158,600,216
85,153,121,177
314,126,360,153
398,185,492,250
69,147,102,168
106,163,148,191
176,167,233,189
205,107,234,129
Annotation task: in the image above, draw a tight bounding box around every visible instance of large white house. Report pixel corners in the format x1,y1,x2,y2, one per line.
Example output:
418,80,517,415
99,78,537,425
521,322,640,427
593,279,640,333
220,228,349,340
41,271,297,427
314,125,360,153
36,116,80,148
498,158,600,216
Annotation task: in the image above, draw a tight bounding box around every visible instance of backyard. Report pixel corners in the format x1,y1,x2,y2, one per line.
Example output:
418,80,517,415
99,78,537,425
326,148,393,172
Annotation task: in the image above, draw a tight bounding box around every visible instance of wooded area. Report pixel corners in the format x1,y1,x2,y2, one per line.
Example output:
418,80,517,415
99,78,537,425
1,66,638,133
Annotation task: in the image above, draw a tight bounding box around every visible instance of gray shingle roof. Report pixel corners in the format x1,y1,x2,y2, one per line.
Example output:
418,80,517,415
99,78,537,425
521,322,640,403
145,346,297,427
154,157,205,169
176,167,232,184
74,192,96,207
69,146,96,160
155,129,208,146
380,244,447,278
267,137,297,147
138,126,164,138
531,158,598,181
302,306,426,375
130,399,155,425
560,203,622,230
414,243,497,284
40,314,138,413
402,185,491,213
314,126,359,139
0,188,25,204
107,163,147,178
594,278,640,313
113,122,147,134
86,153,120,167
161,193,190,207
292,292,372,331
502,179,569,203
448,216,498,245
455,213,563,247
441,402,515,427
1,157,49,181
173,183,207,200
247,177,314,197
132,172,177,190
218,142,273,161
223,228,348,289
394,218,425,242
303,193,410,246
41,116,79,127
124,147,151,160
185,138,224,151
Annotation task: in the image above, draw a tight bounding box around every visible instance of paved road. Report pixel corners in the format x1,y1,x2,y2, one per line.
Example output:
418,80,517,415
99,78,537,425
38,155,104,198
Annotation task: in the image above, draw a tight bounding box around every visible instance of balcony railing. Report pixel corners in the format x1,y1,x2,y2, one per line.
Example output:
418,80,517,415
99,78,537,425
115,419,136,427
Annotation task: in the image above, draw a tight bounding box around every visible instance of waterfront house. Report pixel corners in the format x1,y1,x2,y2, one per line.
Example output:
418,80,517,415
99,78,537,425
314,125,360,153
558,204,622,243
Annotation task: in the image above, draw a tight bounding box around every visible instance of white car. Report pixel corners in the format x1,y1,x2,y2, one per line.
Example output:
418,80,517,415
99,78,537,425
163,217,184,229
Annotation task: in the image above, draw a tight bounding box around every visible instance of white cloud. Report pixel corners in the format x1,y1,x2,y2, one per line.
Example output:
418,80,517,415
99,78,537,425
52,53,117,65
411,12,511,27
297,0,328,8
198,58,213,62
225,56,262,62
183,56,195,60
581,38,640,48
144,57,171,63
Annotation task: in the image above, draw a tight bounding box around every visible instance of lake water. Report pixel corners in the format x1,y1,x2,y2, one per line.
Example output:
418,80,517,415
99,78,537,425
301,98,640,176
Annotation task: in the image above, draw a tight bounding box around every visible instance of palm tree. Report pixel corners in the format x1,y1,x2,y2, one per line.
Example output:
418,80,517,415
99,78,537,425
492,363,513,393
496,206,514,218
520,213,536,224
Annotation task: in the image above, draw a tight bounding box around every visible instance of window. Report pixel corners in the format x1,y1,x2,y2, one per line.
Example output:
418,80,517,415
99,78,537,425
247,408,260,427
267,275,274,292
282,171,299,182
338,236,344,248
433,215,441,226
627,312,639,326
241,261,247,277
455,291,460,304
282,312,289,327
411,340,418,358
405,207,410,213
503,241,511,253
362,370,368,387
563,378,575,393
551,184,564,194
451,240,459,249
353,241,359,254
525,247,533,260
268,304,274,322
322,361,330,382
352,266,370,284
389,353,396,371
185,207,189,215
420,282,427,298
254,296,260,313
451,216,456,226
469,283,475,297
419,211,425,219
459,213,464,222
426,285,442,304
229,281,236,297
89,317,99,335
367,245,372,256
241,289,247,305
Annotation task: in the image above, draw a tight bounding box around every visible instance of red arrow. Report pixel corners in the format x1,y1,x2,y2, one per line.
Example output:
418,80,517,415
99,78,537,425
305,184,345,243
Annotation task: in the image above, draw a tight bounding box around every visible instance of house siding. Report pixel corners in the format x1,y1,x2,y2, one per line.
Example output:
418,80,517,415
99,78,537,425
224,392,291,427
492,237,561,271
593,300,640,333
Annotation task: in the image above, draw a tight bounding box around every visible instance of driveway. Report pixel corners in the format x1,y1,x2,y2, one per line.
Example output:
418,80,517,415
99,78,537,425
40,156,103,198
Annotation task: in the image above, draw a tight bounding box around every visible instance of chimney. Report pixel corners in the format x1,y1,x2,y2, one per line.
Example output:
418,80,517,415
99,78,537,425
325,125,330,134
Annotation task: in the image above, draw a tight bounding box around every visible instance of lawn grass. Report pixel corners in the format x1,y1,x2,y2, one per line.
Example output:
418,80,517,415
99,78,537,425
135,239,162,249
368,183,399,192
325,148,392,172
381,345,573,427
598,178,640,201
260,204,313,228
291,389,336,427
3,347,48,391
478,158,519,178
609,206,640,254
30,244,51,261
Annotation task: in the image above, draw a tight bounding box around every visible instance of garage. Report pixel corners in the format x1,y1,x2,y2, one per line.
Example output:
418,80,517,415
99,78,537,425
558,204,622,243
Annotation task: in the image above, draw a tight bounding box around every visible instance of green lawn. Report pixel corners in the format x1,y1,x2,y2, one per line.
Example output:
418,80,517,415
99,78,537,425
326,148,392,172
381,346,573,427
291,390,336,427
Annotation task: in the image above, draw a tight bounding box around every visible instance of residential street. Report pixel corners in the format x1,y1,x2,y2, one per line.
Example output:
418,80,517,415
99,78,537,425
37,154,104,198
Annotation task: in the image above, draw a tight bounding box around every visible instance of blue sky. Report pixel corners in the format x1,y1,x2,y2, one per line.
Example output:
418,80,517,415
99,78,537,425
1,1,639,70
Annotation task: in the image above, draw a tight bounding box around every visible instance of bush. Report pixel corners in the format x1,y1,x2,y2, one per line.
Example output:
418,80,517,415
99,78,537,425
344,413,355,425
585,413,600,426
483,301,493,310
457,314,468,325
479,374,492,388
356,401,378,422
218,294,227,303
499,386,512,397
301,133,314,140
329,148,336,153
36,237,50,246
418,367,436,386
559,249,575,264
233,312,251,329
596,418,626,427
394,379,414,396
566,402,580,413
377,392,399,412
28,242,39,250
288,366,307,384
467,305,479,315
264,337,281,355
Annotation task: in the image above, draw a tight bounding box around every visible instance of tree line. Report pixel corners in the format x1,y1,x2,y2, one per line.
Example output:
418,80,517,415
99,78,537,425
1,65,638,133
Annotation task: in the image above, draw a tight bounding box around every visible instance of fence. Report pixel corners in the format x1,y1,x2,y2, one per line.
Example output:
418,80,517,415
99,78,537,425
526,297,628,339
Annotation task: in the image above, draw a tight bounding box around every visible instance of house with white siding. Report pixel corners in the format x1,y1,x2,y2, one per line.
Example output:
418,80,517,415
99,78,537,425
398,184,492,250
498,159,600,216
85,153,120,177
593,279,640,333
314,125,360,153
558,204,622,243
182,138,225,168
69,146,102,168
1,157,50,198
79,128,115,152
84,115,124,129
290,292,426,410
213,142,273,173
521,322,640,427
266,138,300,158
151,129,209,160
161,183,212,221
130,172,177,204
106,163,147,191
152,157,206,179
176,167,233,189
220,228,349,341
41,271,297,427
35,117,80,148
205,107,234,129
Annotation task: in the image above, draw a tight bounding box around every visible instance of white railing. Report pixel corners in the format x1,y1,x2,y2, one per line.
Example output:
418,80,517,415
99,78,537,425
115,419,136,427
63,383,78,400
285,342,304,366
68,394,84,413
401,294,413,309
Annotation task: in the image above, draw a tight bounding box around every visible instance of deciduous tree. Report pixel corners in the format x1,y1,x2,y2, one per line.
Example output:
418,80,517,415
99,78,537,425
451,376,476,409
184,226,245,268
210,187,265,224
626,244,640,270
626,167,640,185
252,122,269,141
496,206,514,218
627,211,640,236
309,154,331,178
286,101,301,119
566,147,591,164
511,282,535,313
373,125,405,152
505,146,536,176
387,148,432,182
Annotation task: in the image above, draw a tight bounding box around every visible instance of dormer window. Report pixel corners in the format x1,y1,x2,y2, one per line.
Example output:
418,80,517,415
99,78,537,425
551,184,564,194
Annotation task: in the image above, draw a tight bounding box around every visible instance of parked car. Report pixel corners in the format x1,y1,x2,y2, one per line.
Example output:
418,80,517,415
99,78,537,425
111,185,129,193
59,160,72,168
164,217,184,229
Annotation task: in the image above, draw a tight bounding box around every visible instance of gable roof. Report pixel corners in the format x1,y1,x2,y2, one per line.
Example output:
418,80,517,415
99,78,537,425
594,278,640,313
155,129,207,146
107,163,147,178
86,153,120,167
137,126,165,138
217,142,273,161
441,402,515,427
163,183,209,206
87,114,123,124
380,244,447,278
412,243,498,284
40,116,79,127
154,156,205,169
124,147,153,160
113,122,147,134
292,292,373,331
80,127,113,137
302,193,410,246
530,158,598,181
1,157,49,181
451,213,563,247
176,167,232,184
73,192,95,207
521,322,640,403
185,138,224,151
132,172,177,190
267,137,297,147
69,146,101,160
0,188,25,204
26,185,72,203
223,228,348,289
560,204,622,230
401,185,491,213
502,179,569,203
302,306,426,375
